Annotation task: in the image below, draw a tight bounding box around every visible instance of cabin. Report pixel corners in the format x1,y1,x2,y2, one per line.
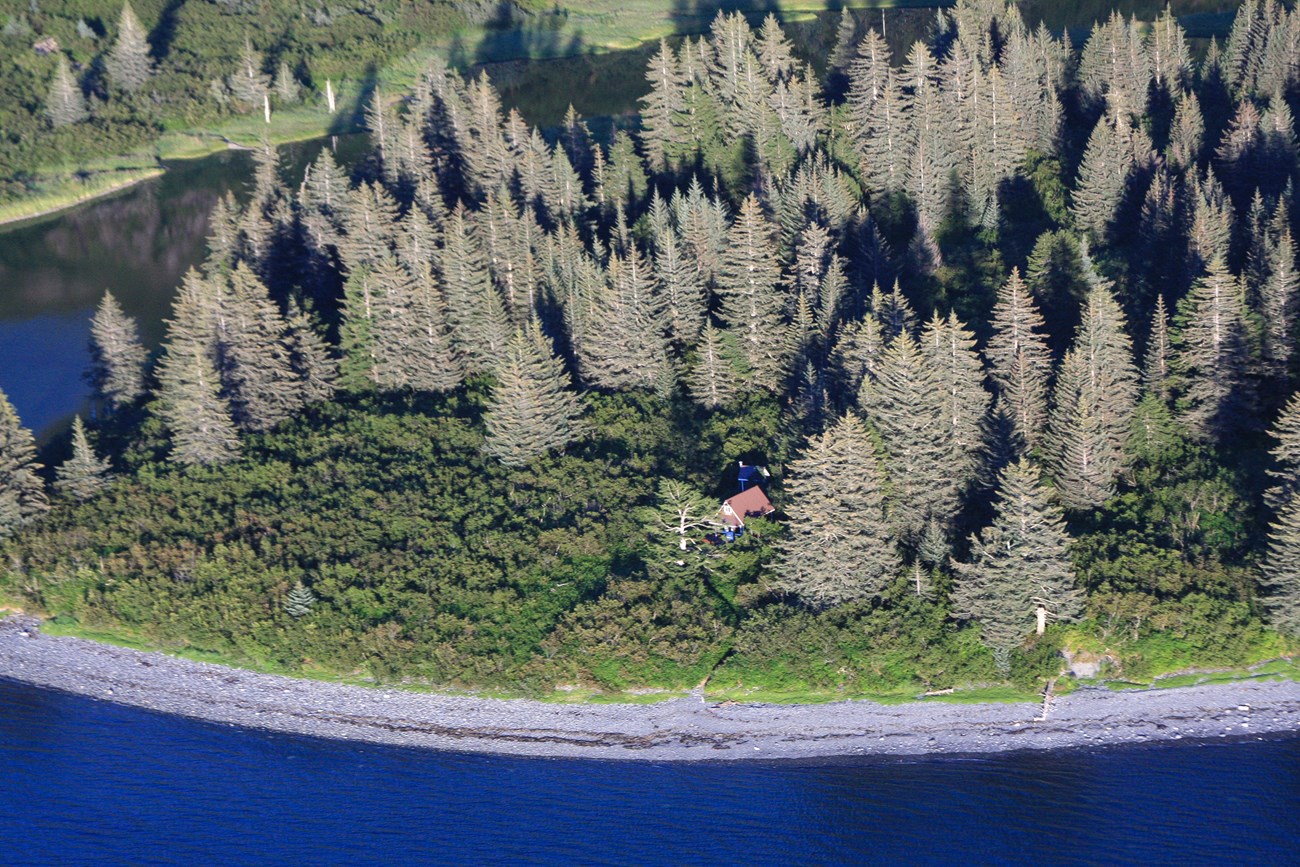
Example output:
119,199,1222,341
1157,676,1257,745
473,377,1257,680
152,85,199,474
718,486,775,530
710,462,775,542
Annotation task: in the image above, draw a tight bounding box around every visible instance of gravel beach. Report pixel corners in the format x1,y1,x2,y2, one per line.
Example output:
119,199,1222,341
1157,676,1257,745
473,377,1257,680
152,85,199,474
2,615,1297,761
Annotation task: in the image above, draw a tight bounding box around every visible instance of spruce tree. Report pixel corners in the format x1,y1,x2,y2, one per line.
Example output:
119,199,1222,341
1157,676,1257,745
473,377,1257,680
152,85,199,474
55,416,110,502
1261,494,1300,636
968,65,1027,229
1168,91,1205,169
1174,257,1254,441
338,266,380,389
951,458,1081,671
105,1,152,94
229,37,270,109
860,331,948,542
46,55,87,127
831,315,885,401
1149,4,1192,94
1189,171,1234,271
757,13,796,82
602,132,649,214
484,324,585,467
1261,228,1299,382
674,178,728,286
905,42,953,235
0,389,47,538
87,291,147,412
774,413,899,608
156,339,239,466
640,39,686,171
920,312,989,494
214,265,303,432
1266,391,1300,510
298,151,350,252
284,302,338,405
857,70,911,196
687,323,741,409
1046,275,1139,507
442,205,510,377
369,258,461,394
283,581,316,619
578,250,671,393
716,194,786,390
366,256,419,391
1048,349,1119,510
1072,112,1127,242
1078,268,1141,432
274,62,299,104
1144,293,1172,403
653,230,707,348
339,182,400,274
985,269,1052,453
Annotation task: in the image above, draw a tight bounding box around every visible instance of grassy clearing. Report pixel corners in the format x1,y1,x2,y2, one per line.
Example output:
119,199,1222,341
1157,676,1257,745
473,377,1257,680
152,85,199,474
0,168,165,230
1101,658,1300,691
156,100,364,162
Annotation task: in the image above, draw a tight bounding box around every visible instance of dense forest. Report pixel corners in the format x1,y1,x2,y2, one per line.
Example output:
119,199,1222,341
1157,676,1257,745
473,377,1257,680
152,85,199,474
0,0,509,200
2,0,1299,697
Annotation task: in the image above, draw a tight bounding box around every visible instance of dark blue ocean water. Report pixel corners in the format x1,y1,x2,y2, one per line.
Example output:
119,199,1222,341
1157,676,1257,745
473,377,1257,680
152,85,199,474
0,677,1296,865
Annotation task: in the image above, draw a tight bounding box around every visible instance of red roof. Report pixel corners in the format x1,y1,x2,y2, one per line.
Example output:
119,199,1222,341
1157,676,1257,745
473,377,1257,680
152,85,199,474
719,486,775,528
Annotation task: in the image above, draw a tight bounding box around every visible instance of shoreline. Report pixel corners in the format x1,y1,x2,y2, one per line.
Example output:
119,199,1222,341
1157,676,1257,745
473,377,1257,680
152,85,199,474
3,616,1297,762
0,169,165,232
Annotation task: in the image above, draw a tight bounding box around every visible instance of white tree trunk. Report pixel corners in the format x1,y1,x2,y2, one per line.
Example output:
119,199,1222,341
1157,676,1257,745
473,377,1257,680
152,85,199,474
326,79,336,114
1036,604,1047,635
263,94,271,124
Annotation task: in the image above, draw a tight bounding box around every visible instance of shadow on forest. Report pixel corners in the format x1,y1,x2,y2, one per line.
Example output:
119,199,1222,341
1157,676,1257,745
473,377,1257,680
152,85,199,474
449,2,588,69
669,0,786,33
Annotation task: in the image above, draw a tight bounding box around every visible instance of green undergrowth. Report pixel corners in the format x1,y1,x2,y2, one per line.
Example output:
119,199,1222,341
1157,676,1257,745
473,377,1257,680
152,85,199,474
27,612,1289,706
6,390,1293,705
1101,658,1300,691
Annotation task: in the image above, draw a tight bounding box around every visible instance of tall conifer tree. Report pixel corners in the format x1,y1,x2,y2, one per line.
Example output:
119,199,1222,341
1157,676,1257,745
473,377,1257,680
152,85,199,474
214,265,302,432
860,331,948,542
484,324,585,466
952,458,1081,671
1174,257,1254,440
985,270,1052,453
46,55,87,127
1144,294,1173,403
1262,496,1300,636
442,206,510,377
0,389,47,537
87,291,148,412
284,302,338,405
921,312,989,494
774,413,899,608
105,1,152,93
716,194,787,390
1046,275,1139,507
56,416,111,502
687,324,741,409
156,339,239,466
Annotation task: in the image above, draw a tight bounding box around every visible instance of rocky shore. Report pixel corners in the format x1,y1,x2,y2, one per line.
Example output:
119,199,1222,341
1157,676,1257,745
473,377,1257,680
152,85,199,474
2,616,1297,761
